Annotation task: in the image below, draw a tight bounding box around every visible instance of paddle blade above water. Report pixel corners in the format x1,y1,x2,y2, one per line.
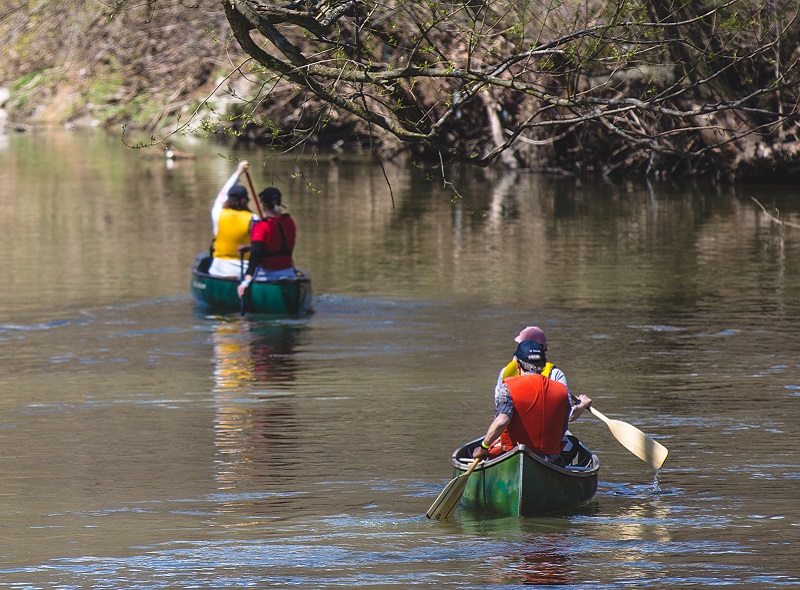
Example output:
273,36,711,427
590,407,668,469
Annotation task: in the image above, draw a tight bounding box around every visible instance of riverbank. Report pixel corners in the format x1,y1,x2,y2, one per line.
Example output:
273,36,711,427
0,2,241,136
3,1,800,182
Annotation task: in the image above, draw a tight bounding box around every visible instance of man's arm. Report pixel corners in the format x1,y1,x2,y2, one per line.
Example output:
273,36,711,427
473,382,514,458
472,413,510,459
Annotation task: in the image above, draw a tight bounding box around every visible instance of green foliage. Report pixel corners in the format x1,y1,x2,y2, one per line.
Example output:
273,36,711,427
85,71,125,106
7,69,57,113
9,71,47,94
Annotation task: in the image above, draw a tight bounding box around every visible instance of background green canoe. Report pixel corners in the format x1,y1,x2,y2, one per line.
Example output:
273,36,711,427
452,437,599,517
191,254,313,316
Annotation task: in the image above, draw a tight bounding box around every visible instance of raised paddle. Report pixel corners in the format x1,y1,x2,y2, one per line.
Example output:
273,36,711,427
573,396,668,469
426,457,481,520
242,165,264,220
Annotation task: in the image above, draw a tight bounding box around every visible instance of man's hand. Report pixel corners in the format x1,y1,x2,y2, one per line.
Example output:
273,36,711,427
570,394,592,421
472,446,489,459
237,276,252,298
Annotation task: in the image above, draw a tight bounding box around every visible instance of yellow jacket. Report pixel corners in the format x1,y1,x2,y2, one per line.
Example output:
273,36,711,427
213,209,253,260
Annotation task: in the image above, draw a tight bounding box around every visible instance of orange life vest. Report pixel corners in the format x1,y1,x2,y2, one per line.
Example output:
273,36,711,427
502,373,570,455
496,361,555,452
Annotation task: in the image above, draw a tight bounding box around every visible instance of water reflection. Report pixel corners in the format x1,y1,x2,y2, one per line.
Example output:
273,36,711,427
504,539,572,586
445,486,674,585
3,130,800,588
211,318,307,490
450,512,587,585
211,318,303,389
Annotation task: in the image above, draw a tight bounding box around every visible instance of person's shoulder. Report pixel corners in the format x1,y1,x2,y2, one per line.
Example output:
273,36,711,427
251,218,269,236
506,372,544,384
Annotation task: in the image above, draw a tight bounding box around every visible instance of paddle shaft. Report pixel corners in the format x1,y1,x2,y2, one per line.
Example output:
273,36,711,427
462,456,481,478
243,167,264,220
239,249,247,316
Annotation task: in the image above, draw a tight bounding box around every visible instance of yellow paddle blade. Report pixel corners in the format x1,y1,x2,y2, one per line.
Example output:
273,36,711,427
426,457,480,520
589,407,668,469
426,474,469,520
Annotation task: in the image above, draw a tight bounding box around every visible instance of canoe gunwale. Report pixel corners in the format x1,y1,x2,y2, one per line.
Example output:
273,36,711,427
191,253,311,286
191,267,312,287
451,437,600,478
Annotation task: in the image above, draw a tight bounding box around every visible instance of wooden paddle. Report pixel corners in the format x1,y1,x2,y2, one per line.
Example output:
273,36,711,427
426,457,481,520
242,165,264,220
238,162,258,314
238,247,248,316
575,398,668,469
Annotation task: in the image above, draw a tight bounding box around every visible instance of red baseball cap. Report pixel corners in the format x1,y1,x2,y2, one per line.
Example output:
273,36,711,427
514,326,547,350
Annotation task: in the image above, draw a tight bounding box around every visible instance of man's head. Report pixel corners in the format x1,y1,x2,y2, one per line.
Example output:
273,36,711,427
514,326,547,351
515,340,546,373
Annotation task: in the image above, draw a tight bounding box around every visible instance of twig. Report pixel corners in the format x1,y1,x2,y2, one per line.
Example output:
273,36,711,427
751,197,800,229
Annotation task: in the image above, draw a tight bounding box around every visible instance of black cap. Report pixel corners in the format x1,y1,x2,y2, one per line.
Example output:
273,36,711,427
515,340,545,364
259,186,282,206
228,184,248,199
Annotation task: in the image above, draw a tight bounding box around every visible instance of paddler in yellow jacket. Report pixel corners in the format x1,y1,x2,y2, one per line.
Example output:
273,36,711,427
208,161,259,277
491,326,592,455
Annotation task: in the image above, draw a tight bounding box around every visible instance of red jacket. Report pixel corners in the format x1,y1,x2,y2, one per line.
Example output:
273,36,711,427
251,214,296,270
504,373,570,454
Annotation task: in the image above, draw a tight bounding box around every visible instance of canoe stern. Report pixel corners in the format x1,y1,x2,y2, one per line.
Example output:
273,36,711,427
451,438,599,517
191,253,313,316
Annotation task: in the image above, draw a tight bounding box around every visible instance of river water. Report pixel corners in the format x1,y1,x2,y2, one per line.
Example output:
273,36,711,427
1,129,798,588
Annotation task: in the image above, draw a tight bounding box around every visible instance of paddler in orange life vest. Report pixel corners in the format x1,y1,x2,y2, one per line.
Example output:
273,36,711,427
492,326,591,455
473,340,592,464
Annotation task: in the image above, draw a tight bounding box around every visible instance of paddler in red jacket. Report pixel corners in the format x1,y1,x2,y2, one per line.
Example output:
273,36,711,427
473,340,591,465
237,186,298,297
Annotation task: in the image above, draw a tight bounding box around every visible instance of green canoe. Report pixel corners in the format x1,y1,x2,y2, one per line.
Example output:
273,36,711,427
451,436,599,517
191,253,313,316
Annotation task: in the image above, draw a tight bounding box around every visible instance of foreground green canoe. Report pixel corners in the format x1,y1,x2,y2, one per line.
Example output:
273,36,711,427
191,253,313,316
452,436,600,517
